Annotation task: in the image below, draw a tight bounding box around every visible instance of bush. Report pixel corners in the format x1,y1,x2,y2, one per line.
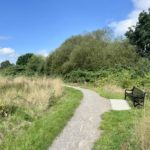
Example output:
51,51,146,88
64,70,98,83
121,79,132,88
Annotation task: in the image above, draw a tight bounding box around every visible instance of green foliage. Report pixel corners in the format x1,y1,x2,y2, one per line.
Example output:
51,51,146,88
46,29,140,76
64,69,112,83
121,79,132,88
0,60,12,69
126,9,150,59
93,110,139,150
0,65,26,76
16,53,34,66
0,54,47,76
0,29,149,78
64,70,95,83
26,55,46,75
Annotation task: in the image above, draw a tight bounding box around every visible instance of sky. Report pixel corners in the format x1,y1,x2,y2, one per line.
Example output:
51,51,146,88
0,0,150,63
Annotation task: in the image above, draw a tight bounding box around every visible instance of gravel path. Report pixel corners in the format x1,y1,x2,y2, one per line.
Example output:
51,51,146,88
49,86,111,150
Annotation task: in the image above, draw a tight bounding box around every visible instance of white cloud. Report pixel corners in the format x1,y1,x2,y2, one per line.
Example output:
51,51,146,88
133,0,150,10
0,47,17,63
36,49,49,57
0,47,15,56
109,0,150,36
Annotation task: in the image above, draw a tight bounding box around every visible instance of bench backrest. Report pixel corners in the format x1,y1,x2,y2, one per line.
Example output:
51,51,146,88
132,87,145,98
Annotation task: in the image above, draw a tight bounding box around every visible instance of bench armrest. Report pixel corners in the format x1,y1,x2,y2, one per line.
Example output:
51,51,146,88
125,89,132,93
125,86,135,93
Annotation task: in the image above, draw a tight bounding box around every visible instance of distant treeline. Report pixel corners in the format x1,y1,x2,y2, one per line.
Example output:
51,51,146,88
1,9,150,81
0,29,149,79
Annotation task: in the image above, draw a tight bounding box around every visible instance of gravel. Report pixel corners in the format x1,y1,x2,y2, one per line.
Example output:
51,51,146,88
49,86,111,150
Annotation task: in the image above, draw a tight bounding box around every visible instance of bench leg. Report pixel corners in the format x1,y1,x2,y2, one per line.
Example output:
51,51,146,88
133,101,144,107
133,101,136,107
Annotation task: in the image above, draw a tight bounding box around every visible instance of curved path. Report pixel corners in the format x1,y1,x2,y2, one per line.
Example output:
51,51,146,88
49,86,111,150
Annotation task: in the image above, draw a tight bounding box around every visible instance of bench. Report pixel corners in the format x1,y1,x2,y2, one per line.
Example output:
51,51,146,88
125,86,146,107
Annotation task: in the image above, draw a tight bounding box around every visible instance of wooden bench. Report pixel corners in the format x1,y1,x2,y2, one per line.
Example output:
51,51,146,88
125,86,146,107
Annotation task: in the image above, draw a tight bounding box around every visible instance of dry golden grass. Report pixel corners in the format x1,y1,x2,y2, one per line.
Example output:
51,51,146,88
0,76,63,112
103,84,124,93
134,101,150,150
52,78,63,97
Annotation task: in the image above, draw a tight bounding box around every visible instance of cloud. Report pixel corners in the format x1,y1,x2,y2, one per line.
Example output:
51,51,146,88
0,47,17,63
0,36,12,40
109,0,150,36
133,0,150,10
0,47,15,56
36,49,49,57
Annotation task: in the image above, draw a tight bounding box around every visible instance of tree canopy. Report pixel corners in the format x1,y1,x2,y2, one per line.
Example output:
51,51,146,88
125,9,150,59
0,28,149,79
0,60,12,69
46,29,139,75
16,53,34,66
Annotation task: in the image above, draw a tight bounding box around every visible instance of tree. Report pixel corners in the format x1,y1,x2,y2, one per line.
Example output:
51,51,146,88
46,29,138,75
125,9,150,59
0,60,12,69
27,55,46,75
16,53,34,65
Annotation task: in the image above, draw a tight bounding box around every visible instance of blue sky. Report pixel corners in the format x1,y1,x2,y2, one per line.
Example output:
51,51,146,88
0,0,149,63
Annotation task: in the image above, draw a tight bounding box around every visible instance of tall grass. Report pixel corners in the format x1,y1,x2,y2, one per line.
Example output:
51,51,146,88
0,77,63,112
0,76,64,147
95,84,124,99
0,87,82,150
130,98,150,150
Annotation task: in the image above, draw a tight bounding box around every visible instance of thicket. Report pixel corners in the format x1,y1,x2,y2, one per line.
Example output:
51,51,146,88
126,9,150,59
45,29,149,83
0,29,149,83
46,31,140,74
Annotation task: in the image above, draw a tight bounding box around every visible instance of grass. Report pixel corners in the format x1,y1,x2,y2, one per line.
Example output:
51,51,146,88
131,101,150,150
93,110,140,150
0,77,63,112
0,87,82,150
95,84,124,99
0,77,83,149
92,83,135,150
0,77,64,143
72,80,150,150
91,82,150,150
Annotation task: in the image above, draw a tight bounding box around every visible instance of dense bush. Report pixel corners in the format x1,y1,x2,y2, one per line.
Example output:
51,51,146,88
46,29,142,77
26,55,46,75
0,60,12,69
16,53,34,66
0,29,149,81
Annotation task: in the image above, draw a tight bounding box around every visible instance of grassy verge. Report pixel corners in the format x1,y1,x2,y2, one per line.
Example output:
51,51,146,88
93,110,140,150
0,87,82,150
74,83,125,99
91,84,134,150
94,86,124,99
92,84,150,150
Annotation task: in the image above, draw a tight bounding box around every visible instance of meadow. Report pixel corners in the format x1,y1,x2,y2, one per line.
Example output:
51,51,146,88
0,77,82,149
0,27,149,149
